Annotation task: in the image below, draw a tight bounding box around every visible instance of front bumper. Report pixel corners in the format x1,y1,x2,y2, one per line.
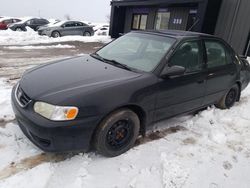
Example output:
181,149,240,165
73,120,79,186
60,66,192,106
11,85,101,152
38,30,51,36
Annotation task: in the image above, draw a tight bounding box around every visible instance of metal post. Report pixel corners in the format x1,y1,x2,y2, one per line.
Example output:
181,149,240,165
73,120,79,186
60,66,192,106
245,37,250,57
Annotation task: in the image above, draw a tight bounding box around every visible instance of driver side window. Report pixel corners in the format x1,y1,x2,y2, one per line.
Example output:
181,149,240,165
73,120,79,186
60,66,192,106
169,41,203,73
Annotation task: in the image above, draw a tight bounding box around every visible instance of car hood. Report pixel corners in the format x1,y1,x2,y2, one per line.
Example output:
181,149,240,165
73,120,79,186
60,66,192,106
20,55,142,100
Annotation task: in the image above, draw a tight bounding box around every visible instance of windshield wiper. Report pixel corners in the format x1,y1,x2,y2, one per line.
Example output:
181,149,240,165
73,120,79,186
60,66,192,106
90,53,105,62
91,53,133,71
103,58,133,71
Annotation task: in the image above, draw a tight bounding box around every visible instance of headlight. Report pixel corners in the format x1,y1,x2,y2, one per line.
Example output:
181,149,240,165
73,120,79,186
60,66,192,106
34,102,79,121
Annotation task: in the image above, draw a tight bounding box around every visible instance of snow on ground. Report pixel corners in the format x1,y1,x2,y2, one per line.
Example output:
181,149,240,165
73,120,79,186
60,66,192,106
0,76,250,187
4,44,75,50
0,28,111,46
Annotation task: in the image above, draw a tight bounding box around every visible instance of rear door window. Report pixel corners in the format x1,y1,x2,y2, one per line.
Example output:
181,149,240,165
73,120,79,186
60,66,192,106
3,19,12,24
204,40,232,68
75,22,84,27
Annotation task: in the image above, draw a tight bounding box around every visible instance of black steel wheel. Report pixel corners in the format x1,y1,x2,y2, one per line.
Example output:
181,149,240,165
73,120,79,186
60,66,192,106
216,84,239,109
94,108,140,157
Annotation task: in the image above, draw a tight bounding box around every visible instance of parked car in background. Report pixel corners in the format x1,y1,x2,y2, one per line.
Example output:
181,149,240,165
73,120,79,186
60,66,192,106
37,19,61,30
93,24,109,36
8,18,49,31
0,17,21,30
38,21,94,38
11,30,250,157
94,25,109,36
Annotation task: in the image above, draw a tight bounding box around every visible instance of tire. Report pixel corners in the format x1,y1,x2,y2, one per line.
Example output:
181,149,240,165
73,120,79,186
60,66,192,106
15,27,23,31
83,31,91,36
51,31,61,38
94,108,140,157
216,84,240,109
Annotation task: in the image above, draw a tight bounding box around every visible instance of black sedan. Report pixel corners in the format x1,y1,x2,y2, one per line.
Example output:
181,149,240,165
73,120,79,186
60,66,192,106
8,18,49,31
11,30,250,157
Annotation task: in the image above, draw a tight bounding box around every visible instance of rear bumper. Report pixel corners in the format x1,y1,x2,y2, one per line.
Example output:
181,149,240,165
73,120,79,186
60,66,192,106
11,85,101,152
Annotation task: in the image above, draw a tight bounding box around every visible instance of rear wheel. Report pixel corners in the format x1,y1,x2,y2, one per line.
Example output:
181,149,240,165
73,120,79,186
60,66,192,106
216,85,239,109
15,27,22,31
94,109,140,157
51,31,61,38
83,31,91,36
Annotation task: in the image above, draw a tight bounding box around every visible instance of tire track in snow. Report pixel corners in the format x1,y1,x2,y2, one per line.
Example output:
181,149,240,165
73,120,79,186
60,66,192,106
0,125,188,181
136,125,188,146
0,118,16,128
0,153,69,180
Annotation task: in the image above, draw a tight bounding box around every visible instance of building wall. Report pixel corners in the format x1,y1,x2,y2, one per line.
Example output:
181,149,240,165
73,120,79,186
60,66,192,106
215,0,250,55
110,0,223,38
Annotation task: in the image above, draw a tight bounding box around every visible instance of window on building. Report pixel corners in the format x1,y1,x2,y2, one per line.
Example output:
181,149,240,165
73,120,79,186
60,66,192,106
132,14,148,30
155,10,170,30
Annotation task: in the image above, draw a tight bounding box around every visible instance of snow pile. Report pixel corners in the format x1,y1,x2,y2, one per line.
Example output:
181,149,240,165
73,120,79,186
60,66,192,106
4,44,75,50
0,28,111,46
0,77,250,187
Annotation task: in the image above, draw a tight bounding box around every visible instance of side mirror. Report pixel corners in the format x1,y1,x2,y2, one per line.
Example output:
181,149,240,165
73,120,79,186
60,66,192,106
61,25,65,28
161,65,186,78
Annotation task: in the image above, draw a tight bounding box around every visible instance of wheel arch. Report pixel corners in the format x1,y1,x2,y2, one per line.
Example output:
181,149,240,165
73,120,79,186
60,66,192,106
90,104,147,149
51,30,60,37
236,81,242,101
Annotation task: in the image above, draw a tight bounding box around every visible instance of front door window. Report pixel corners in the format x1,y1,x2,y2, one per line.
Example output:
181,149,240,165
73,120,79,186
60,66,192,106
169,41,203,73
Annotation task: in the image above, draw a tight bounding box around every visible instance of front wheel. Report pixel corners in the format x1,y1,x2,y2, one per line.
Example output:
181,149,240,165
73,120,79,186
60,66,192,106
94,109,140,157
51,31,61,38
216,85,240,109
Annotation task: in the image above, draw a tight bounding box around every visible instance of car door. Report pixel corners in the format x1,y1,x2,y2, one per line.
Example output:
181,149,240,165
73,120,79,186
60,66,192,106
62,22,78,36
34,19,48,30
154,39,207,121
75,22,84,35
202,39,237,105
26,19,36,30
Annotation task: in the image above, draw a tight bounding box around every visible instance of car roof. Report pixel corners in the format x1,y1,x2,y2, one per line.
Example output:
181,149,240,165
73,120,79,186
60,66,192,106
132,30,216,39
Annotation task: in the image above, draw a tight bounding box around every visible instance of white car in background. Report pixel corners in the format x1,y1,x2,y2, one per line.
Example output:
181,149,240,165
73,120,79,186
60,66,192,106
94,24,109,36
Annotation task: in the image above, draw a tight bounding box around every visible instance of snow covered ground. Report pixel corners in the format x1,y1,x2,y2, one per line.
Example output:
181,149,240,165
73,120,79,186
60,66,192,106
4,44,75,50
0,28,111,46
0,71,250,187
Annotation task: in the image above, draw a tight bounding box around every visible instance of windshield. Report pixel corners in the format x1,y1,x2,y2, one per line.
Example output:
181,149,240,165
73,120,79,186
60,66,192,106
96,32,176,72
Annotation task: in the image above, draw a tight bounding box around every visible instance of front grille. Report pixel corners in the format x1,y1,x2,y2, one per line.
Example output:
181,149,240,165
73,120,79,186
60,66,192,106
15,84,31,107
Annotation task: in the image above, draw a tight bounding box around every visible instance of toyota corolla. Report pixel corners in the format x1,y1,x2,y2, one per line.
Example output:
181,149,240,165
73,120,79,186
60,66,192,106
12,30,250,157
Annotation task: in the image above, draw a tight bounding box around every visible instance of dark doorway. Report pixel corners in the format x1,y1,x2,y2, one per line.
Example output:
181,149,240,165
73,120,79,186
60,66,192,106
186,9,198,31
